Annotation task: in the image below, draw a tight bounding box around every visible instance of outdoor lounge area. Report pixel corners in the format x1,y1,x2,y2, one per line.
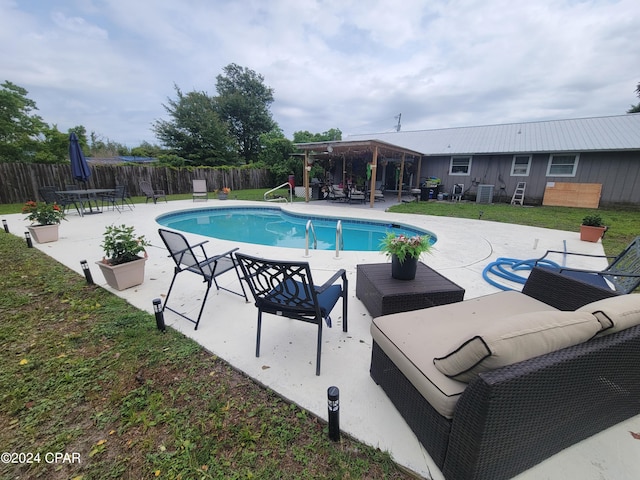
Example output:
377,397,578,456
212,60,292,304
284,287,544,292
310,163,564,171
4,198,640,480
371,266,640,480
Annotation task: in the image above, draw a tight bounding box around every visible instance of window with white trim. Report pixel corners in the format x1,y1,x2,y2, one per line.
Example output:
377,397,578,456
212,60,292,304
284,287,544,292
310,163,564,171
546,153,579,177
511,155,531,176
450,156,472,175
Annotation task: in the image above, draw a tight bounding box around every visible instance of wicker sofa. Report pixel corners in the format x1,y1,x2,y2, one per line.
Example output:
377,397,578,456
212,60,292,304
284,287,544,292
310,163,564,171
370,267,640,480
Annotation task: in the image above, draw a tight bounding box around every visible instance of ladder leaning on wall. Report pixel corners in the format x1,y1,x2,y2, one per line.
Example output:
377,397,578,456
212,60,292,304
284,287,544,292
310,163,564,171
511,182,526,206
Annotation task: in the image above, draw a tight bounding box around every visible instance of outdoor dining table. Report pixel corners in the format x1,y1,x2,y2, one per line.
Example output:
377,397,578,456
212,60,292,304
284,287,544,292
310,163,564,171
56,188,114,216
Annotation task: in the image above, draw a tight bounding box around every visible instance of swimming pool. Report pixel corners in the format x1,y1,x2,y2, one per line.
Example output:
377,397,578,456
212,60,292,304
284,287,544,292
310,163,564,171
156,206,436,252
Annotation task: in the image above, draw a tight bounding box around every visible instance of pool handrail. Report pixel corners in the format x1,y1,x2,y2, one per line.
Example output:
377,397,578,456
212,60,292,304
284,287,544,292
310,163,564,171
264,182,293,203
334,220,343,259
304,220,317,257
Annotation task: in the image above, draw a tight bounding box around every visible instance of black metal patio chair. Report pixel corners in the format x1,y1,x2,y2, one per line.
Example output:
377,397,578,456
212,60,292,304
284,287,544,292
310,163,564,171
38,185,84,216
158,229,247,330
100,185,134,212
235,252,348,376
535,236,640,294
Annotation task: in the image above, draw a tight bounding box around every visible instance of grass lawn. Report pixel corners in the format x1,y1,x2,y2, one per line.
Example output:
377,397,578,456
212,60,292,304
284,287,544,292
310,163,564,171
0,231,409,479
386,200,639,257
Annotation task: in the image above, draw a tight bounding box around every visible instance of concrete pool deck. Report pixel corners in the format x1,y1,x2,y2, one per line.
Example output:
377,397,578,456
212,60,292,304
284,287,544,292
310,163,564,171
4,197,640,480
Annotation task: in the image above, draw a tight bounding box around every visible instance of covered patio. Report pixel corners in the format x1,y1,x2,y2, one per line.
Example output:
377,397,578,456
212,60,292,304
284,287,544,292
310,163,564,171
294,139,425,206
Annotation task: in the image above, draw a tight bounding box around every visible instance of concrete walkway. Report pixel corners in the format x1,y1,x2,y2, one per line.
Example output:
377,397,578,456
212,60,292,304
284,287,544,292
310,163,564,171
4,197,639,480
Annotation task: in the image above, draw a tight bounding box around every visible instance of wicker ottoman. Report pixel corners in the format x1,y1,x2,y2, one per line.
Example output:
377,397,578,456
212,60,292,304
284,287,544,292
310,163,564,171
356,262,465,317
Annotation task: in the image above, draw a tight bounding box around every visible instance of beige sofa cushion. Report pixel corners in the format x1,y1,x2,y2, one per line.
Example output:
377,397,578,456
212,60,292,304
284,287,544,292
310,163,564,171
433,310,601,382
371,290,559,419
577,294,640,335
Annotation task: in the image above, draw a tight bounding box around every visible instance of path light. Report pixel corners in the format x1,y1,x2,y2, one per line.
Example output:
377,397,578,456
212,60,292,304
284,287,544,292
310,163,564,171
328,386,340,441
24,231,33,248
2,219,8,233
80,260,94,285
153,298,165,332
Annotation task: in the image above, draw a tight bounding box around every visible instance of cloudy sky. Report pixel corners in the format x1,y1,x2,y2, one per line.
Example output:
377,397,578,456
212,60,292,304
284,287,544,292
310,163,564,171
2,0,639,147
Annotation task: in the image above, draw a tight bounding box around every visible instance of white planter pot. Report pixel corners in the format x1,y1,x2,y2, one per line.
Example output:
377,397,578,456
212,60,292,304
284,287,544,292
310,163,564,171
96,257,146,291
27,224,59,243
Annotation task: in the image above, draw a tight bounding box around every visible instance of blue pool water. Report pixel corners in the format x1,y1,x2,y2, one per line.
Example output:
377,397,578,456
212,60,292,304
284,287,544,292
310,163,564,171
156,206,436,252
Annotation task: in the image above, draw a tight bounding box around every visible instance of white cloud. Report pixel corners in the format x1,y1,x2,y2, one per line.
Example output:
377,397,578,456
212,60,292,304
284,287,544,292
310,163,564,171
1,0,638,146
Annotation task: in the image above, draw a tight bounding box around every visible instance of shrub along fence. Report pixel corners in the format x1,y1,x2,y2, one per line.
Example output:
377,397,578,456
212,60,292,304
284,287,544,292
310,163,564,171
0,163,271,204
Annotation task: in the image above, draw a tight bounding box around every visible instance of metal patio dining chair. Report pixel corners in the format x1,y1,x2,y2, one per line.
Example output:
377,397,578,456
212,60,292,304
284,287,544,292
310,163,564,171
99,185,133,212
535,236,640,294
235,252,348,376
158,228,247,330
38,185,84,216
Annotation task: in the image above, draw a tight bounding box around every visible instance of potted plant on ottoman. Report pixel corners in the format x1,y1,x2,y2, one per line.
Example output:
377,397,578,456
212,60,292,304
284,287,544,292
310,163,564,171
380,232,433,280
22,200,66,243
96,224,150,290
580,214,607,242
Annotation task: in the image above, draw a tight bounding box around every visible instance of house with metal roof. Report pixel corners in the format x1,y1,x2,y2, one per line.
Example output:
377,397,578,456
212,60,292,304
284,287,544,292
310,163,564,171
345,113,640,206
296,113,640,207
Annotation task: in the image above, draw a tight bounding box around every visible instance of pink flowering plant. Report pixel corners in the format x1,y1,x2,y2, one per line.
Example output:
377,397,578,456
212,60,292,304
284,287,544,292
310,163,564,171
22,201,66,225
380,232,432,264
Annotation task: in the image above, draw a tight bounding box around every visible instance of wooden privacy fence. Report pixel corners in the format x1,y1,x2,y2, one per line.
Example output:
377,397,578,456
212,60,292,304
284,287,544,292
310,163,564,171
0,163,270,204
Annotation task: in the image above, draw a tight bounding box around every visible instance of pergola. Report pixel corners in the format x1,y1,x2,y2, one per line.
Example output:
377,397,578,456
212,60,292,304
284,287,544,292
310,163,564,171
294,139,425,207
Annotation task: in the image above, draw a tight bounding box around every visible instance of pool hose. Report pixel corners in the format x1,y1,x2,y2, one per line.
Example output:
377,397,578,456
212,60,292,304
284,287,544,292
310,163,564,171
482,257,560,291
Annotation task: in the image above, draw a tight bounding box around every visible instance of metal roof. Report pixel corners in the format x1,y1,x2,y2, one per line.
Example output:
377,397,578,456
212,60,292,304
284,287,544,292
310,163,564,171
294,139,423,159
346,113,640,155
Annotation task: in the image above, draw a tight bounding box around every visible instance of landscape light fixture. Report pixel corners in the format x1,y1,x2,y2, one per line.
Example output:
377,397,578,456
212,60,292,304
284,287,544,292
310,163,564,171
153,298,166,332
80,260,94,285
24,231,33,248
327,386,340,441
2,219,8,233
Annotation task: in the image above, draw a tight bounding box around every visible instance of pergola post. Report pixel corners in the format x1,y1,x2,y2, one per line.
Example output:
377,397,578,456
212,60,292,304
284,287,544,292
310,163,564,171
369,146,378,208
304,151,310,203
397,153,406,202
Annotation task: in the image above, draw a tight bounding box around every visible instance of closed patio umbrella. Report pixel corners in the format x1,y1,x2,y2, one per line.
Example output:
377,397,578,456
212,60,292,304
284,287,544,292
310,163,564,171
69,132,91,184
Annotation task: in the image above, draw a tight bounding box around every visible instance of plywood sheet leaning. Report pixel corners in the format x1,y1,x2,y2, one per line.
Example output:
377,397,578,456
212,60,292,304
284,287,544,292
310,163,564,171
542,182,602,208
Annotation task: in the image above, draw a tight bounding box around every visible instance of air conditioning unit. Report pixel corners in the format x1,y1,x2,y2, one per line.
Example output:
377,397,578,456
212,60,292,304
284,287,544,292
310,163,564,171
476,184,494,204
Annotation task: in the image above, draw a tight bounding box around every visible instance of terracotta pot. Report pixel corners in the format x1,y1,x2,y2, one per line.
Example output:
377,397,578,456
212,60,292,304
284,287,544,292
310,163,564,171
96,257,146,291
27,224,59,243
580,225,606,242
391,255,418,280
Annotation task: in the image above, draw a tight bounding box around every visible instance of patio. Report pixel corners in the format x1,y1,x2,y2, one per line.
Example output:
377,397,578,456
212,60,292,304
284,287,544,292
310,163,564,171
6,197,640,480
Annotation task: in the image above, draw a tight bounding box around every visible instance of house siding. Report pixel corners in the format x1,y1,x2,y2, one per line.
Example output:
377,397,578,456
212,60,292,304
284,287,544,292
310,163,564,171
422,151,640,206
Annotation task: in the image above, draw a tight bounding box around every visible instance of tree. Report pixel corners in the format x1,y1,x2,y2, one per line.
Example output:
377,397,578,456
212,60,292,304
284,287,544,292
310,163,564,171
215,64,275,164
258,127,295,165
292,128,342,143
152,84,238,166
257,127,297,184
35,124,71,163
88,130,129,157
0,80,46,162
130,141,163,158
628,82,640,113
